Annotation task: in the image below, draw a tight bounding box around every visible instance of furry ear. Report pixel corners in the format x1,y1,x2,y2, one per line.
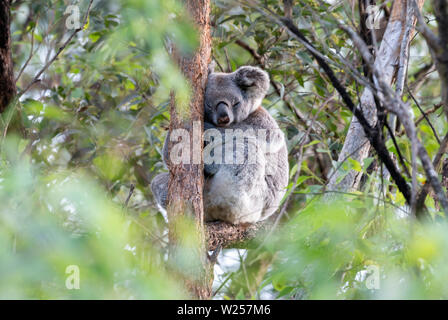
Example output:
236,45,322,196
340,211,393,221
234,66,270,95
208,61,216,75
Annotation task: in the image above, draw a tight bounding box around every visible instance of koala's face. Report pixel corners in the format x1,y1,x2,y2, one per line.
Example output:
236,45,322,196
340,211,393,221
205,66,269,127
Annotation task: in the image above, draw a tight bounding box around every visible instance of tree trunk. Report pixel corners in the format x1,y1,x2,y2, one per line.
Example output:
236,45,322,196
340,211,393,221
167,0,212,299
0,0,16,113
326,0,425,193
431,0,448,117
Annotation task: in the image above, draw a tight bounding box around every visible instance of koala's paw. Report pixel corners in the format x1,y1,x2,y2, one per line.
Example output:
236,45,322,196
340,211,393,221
234,66,269,93
204,163,220,177
150,172,169,209
204,121,216,131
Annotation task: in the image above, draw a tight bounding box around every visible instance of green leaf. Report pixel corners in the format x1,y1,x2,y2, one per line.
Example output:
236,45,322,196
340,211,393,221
304,140,320,148
363,157,374,172
348,158,362,172
89,32,102,43
23,99,43,115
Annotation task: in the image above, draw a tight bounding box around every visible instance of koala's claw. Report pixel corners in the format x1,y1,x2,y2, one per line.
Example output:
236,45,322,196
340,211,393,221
150,172,169,209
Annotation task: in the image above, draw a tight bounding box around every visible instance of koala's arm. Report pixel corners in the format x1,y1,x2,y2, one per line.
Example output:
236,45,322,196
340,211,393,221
204,160,220,177
204,121,215,131
264,127,287,154
204,122,223,177
240,107,286,154
161,132,170,170
151,172,169,209
162,122,222,176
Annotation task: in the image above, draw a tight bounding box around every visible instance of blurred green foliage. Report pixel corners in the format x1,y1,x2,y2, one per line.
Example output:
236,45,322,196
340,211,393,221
0,135,186,299
269,200,448,299
1,0,447,299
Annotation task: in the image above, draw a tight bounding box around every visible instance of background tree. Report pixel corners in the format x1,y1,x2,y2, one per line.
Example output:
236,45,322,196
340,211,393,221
0,0,16,112
327,0,425,194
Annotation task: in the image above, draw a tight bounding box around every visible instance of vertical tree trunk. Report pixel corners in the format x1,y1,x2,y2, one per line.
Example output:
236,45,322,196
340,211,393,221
0,0,16,113
432,0,448,115
167,0,212,299
326,0,425,193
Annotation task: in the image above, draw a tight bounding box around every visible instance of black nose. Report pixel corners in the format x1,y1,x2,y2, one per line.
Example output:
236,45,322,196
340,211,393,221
218,116,230,125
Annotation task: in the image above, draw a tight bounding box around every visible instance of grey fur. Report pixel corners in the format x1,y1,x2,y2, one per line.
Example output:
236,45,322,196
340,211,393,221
151,66,289,224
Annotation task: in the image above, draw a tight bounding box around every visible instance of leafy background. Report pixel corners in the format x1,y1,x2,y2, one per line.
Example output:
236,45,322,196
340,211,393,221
1,0,447,299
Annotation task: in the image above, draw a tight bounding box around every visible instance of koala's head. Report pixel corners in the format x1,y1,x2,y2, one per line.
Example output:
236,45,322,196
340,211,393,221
204,65,269,127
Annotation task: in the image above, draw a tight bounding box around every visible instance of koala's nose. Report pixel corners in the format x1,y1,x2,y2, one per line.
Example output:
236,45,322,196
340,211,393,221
216,101,231,125
218,116,230,125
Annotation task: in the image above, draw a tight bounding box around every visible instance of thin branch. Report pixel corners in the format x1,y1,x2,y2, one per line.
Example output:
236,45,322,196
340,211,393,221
283,0,293,20
272,14,413,205
342,24,448,215
398,2,421,213
409,62,435,92
414,102,443,127
325,140,370,188
415,131,448,217
235,39,263,63
395,2,414,98
411,0,441,51
15,21,37,83
124,183,135,208
18,0,94,98
384,120,411,178
234,39,318,131
406,84,441,144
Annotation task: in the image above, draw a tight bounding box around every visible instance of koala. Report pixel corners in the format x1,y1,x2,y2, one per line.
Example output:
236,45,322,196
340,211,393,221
151,65,289,225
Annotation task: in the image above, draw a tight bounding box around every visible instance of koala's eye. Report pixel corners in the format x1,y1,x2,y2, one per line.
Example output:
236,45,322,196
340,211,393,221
233,102,241,108
240,82,254,89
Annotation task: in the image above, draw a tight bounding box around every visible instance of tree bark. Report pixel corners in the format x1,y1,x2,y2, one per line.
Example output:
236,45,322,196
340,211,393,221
166,0,212,299
206,220,271,251
431,0,448,114
326,0,425,193
413,0,448,215
0,0,16,113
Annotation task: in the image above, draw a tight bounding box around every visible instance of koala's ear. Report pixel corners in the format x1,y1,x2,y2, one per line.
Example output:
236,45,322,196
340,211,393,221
234,66,270,95
208,61,216,75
